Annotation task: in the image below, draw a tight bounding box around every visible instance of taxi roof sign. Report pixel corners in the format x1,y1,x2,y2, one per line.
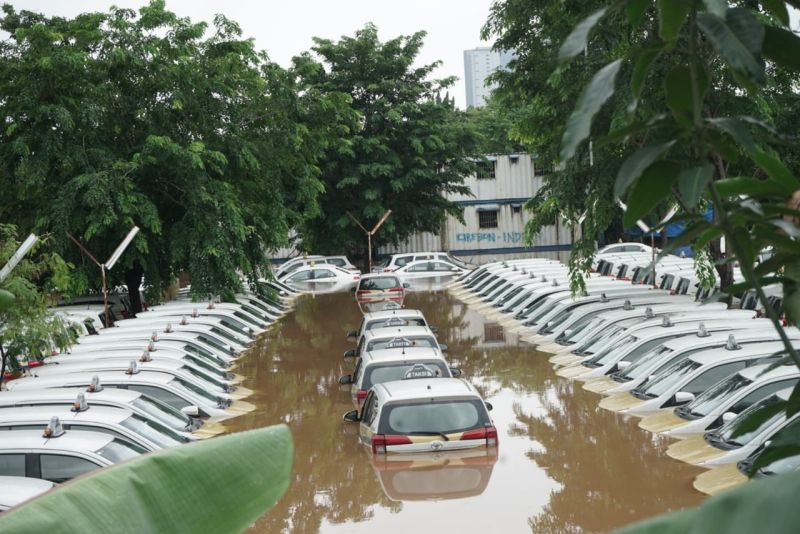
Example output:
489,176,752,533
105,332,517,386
388,337,413,349
382,302,402,311
403,364,436,380
384,318,408,327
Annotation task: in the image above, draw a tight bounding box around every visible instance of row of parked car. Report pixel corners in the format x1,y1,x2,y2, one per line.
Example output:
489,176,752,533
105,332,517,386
0,278,302,511
274,252,471,294
336,271,500,460
446,247,798,496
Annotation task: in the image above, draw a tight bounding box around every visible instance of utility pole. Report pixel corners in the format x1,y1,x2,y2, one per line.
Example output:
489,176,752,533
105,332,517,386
68,226,140,328
347,210,392,272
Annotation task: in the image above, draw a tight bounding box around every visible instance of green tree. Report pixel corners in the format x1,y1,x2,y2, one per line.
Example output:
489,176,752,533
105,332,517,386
463,97,528,155
0,1,339,310
294,24,480,263
0,225,75,384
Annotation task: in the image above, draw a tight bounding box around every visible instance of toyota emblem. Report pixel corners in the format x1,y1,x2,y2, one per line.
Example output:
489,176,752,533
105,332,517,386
430,440,444,451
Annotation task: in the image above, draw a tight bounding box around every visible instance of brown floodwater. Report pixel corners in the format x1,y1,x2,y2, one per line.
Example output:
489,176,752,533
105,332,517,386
224,291,706,533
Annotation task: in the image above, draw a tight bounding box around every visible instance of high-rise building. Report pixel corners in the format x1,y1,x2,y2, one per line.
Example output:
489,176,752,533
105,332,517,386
463,47,514,108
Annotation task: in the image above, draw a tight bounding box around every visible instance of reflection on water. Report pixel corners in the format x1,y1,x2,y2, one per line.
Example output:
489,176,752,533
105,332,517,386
226,291,705,533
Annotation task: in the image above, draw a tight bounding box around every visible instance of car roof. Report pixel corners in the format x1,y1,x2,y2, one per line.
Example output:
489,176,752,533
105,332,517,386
628,318,765,338
0,387,141,404
362,347,443,363
0,476,53,507
662,329,800,350
0,405,133,425
364,326,434,340
374,378,479,401
363,309,425,321
0,429,115,452
7,370,176,390
31,359,186,376
689,341,800,366
739,362,800,381
360,273,401,280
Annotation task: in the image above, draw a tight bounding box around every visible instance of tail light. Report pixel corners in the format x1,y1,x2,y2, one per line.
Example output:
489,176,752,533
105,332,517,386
28,361,43,368
356,290,369,296
461,425,499,447
388,287,403,293
356,389,368,403
371,434,412,454
353,275,360,280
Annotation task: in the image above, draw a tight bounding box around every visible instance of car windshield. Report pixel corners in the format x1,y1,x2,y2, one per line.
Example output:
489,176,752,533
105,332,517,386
121,414,188,448
683,373,752,418
184,355,226,378
525,299,563,324
506,290,532,310
638,359,701,398
361,277,400,290
564,317,605,343
131,397,191,429
585,336,637,366
368,336,437,351
197,335,230,354
716,395,787,447
579,326,625,354
617,346,673,379
96,439,146,463
169,377,220,403
181,343,226,367
209,326,242,345
367,318,426,331
379,399,491,435
365,362,450,389
540,305,580,333
497,287,522,304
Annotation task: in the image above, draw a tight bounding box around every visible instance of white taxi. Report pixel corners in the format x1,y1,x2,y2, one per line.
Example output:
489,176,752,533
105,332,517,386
343,378,496,455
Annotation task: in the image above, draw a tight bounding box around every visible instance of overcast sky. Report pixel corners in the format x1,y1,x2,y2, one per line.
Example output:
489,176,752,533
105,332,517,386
9,0,497,108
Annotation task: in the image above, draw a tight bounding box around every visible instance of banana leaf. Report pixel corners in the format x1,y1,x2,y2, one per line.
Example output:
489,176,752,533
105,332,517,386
0,424,293,533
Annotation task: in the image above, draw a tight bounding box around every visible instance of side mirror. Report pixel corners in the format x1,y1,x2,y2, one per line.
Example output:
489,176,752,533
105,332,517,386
485,402,494,412
342,410,360,423
438,344,448,352
722,411,737,424
338,374,353,385
429,326,439,334
343,349,356,359
181,405,200,417
673,391,695,405
346,330,358,340
403,283,411,288
350,287,357,294
449,367,462,378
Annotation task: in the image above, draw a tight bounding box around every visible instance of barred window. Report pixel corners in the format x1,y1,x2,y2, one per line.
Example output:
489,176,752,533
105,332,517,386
476,160,496,179
478,210,498,229
484,323,506,343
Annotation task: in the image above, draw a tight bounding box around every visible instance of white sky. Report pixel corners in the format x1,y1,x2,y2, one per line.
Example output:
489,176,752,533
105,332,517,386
8,0,497,108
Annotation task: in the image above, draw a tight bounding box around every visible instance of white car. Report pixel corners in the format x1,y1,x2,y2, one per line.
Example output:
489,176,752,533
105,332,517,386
393,259,467,279
0,476,54,511
666,388,800,467
282,264,360,293
0,425,143,483
347,309,432,343
597,242,656,255
273,255,326,279
373,252,471,273
343,378,496,455
347,326,445,360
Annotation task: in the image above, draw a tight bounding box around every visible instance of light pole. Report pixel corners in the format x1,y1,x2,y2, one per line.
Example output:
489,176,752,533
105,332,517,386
347,210,392,272
68,226,140,328
0,234,38,283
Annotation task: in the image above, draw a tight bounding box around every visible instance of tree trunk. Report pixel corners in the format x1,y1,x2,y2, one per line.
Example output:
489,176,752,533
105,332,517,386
709,237,734,301
0,344,6,390
124,265,145,316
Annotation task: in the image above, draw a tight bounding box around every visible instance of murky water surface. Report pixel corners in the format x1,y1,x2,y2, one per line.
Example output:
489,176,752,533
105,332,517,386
225,291,705,533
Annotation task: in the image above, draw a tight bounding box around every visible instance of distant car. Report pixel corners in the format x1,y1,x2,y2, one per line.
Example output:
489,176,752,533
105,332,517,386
273,255,326,279
339,347,458,408
0,426,144,483
393,259,468,280
346,309,433,344
373,252,471,273
323,256,359,272
0,476,54,511
282,264,360,293
353,274,407,310
343,378,496,455
597,243,656,255
346,325,445,360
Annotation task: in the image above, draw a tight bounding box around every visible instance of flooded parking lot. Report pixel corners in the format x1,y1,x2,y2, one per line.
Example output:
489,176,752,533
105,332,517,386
225,291,706,533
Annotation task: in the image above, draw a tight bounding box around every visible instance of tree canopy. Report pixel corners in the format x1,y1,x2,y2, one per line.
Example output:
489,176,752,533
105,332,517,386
294,24,480,260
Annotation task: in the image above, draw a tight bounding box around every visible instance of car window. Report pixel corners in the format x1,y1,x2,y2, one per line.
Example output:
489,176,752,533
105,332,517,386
96,439,146,462
128,385,190,410
408,262,431,272
281,263,303,275
360,277,400,290
327,258,345,267
731,379,798,413
433,262,456,272
380,400,489,435
394,256,413,268
0,454,25,476
361,392,379,426
40,454,101,483
314,269,335,279
685,362,748,395
289,270,313,282
364,362,450,389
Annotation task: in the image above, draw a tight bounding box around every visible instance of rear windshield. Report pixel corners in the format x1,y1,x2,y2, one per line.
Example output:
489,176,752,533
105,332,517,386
379,399,490,435
366,318,426,331
367,336,437,351
364,362,450,389
360,277,401,290
96,439,146,463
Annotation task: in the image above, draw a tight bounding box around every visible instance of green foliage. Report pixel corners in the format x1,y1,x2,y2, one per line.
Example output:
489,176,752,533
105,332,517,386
0,225,76,377
295,24,479,259
0,424,294,533
616,470,800,534
0,1,341,303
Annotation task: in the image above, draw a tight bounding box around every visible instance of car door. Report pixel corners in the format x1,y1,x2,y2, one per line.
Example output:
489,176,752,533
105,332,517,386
358,391,379,444
38,453,103,483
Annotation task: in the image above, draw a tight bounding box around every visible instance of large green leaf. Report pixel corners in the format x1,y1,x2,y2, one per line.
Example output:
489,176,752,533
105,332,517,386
616,471,800,534
677,164,714,208
623,161,681,227
763,25,800,70
614,140,676,197
632,46,663,98
665,65,707,113
657,0,692,41
761,0,790,26
0,425,294,533
698,9,765,88
560,60,622,162
714,177,791,197
626,0,652,27
0,289,14,312
558,8,608,64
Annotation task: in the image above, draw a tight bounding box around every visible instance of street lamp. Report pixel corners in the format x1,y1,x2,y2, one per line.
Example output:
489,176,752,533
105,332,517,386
347,211,392,272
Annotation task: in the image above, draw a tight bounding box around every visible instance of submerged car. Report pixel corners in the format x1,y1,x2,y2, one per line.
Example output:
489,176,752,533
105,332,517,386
343,378,496,455
0,476,54,511
346,309,432,343
353,274,407,312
